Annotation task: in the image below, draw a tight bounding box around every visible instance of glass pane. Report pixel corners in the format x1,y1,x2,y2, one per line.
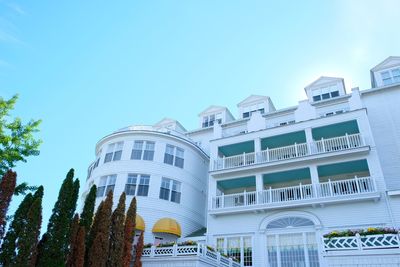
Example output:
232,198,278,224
165,145,174,155
176,148,184,157
108,175,117,185
106,143,115,153
99,176,108,186
137,185,149,196
143,150,154,161
105,185,115,195
131,149,142,160
243,236,252,266
217,238,225,253
174,157,184,168
381,71,390,79
127,174,137,184
125,184,136,195
164,153,174,165
134,141,144,150
159,187,170,200
279,233,305,267
330,91,339,97
227,237,241,262
161,178,171,188
104,153,113,163
140,175,150,185
145,141,155,150
113,150,122,161
321,93,330,100
171,191,181,203
172,181,181,192
313,95,321,102
115,142,124,150
96,186,105,197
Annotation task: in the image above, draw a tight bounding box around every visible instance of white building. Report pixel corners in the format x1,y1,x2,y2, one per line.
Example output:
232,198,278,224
84,56,400,267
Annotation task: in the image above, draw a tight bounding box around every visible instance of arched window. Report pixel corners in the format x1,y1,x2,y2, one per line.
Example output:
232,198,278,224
266,216,314,229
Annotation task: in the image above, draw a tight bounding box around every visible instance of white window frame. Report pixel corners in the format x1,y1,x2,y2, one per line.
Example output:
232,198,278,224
216,235,253,266
202,113,222,128
159,177,181,203
104,142,124,163
311,84,339,102
125,174,150,197
381,67,400,86
131,140,155,161
96,174,117,197
164,144,184,168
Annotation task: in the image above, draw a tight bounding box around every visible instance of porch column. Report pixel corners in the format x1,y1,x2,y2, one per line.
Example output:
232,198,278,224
256,174,264,192
304,127,313,154
209,176,217,209
254,137,261,163
309,165,319,197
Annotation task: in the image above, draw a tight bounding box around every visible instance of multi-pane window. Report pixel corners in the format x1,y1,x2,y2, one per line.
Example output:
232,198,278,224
202,113,222,128
131,141,155,161
242,103,265,118
217,236,253,266
159,178,181,203
104,142,123,163
164,145,184,168
312,85,339,102
96,175,117,197
125,174,150,197
381,68,400,86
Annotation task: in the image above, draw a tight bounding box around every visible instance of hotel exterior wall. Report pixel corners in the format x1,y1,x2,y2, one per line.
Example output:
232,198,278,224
86,130,209,243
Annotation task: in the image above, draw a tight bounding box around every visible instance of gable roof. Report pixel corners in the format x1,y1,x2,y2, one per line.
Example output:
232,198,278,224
304,76,344,91
154,117,186,132
198,105,228,116
237,95,270,106
370,56,400,72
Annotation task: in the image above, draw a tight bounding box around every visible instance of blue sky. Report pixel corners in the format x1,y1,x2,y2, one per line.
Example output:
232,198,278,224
1,0,399,230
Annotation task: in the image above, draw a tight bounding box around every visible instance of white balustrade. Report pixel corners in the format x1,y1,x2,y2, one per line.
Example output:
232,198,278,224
212,176,376,210
323,234,400,251
142,244,241,267
213,133,364,171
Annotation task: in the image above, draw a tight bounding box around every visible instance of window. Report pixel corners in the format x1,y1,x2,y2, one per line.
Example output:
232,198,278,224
217,236,253,266
312,84,340,102
202,113,222,128
131,141,155,161
125,174,150,196
159,178,181,203
163,145,184,168
104,142,123,163
96,175,117,197
242,103,266,119
381,68,400,86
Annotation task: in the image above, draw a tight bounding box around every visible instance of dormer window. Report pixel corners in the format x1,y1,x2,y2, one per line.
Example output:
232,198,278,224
202,113,222,128
242,103,266,118
312,85,339,102
381,68,400,86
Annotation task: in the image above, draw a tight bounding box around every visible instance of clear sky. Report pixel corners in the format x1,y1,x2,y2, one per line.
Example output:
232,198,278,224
1,0,399,231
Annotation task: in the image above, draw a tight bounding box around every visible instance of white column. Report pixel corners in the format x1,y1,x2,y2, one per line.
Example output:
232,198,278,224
254,137,262,163
304,127,314,154
309,165,319,197
256,174,264,192
209,176,217,209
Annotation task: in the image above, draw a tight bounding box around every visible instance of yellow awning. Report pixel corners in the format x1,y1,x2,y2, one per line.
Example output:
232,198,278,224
135,214,145,231
152,218,181,237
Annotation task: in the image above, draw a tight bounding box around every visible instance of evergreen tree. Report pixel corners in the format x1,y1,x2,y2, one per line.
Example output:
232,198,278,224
133,232,144,267
0,192,34,265
123,197,136,267
80,184,96,246
36,169,80,267
87,191,113,267
0,170,17,239
15,186,43,266
67,214,85,267
107,193,126,267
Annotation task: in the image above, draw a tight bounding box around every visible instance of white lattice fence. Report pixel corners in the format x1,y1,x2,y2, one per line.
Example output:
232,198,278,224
323,234,400,251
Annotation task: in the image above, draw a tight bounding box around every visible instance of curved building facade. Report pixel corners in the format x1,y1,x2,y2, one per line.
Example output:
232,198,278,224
84,124,209,244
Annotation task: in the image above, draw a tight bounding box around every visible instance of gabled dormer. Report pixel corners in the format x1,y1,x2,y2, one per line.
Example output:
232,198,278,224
198,105,234,128
237,95,276,119
370,56,400,88
154,118,186,133
305,76,346,103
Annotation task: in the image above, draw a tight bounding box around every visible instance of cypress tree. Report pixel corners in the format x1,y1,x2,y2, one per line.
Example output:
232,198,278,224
107,193,126,267
133,232,144,267
67,214,85,267
80,184,96,246
15,186,43,266
87,190,113,267
123,197,136,267
0,192,34,265
0,170,17,240
36,169,80,267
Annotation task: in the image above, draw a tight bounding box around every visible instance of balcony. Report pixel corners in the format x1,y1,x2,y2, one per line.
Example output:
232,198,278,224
212,133,366,171
210,176,378,214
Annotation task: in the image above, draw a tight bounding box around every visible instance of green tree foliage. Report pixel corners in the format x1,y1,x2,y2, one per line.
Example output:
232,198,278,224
0,192,34,265
0,170,17,239
67,214,85,267
87,191,113,267
14,186,43,266
133,232,144,267
36,169,80,267
0,95,41,179
123,197,136,267
0,186,43,266
80,184,96,246
107,193,126,267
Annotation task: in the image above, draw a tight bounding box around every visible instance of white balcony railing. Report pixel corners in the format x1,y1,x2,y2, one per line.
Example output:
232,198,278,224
323,234,400,251
213,133,365,171
211,176,376,210
142,244,241,267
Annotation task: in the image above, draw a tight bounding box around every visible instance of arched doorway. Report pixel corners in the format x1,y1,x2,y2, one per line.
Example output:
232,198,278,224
264,215,320,267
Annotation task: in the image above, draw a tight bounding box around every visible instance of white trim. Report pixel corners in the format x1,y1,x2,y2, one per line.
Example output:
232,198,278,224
258,211,322,231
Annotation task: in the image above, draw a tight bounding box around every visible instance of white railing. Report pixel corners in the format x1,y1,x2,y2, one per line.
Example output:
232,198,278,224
212,176,376,210
323,234,400,251
142,244,241,267
213,133,364,171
